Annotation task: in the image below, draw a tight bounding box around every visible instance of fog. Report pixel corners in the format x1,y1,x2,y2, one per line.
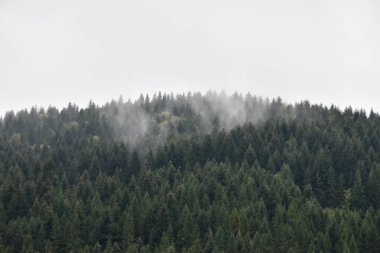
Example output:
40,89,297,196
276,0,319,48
103,92,297,149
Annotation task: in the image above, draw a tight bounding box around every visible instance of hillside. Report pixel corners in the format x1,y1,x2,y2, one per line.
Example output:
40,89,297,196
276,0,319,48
1,92,380,252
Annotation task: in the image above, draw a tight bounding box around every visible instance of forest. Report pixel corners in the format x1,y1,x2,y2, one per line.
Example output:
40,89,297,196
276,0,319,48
1,91,380,252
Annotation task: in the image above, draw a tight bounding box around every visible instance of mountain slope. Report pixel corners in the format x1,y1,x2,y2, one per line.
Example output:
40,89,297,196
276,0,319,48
0,92,379,252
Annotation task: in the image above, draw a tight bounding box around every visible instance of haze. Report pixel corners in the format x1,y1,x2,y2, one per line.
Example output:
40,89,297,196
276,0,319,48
1,0,380,115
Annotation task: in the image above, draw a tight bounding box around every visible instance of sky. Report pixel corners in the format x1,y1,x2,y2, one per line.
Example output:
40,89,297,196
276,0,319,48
1,0,380,115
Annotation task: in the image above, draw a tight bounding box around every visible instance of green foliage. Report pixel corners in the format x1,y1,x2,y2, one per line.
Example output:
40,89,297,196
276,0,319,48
0,93,380,252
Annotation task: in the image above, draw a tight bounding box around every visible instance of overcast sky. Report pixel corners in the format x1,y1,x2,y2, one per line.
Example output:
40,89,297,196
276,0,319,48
1,0,380,115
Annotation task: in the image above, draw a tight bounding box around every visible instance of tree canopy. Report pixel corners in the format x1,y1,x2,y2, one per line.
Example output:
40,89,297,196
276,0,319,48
0,92,379,252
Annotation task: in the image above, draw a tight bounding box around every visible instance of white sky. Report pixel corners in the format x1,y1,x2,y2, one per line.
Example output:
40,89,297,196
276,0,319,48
1,0,380,115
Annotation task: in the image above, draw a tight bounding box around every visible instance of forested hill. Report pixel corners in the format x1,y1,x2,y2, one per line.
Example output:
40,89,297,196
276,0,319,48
1,92,380,253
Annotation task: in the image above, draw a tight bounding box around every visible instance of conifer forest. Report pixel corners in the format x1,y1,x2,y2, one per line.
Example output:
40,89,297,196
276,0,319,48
1,92,380,253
